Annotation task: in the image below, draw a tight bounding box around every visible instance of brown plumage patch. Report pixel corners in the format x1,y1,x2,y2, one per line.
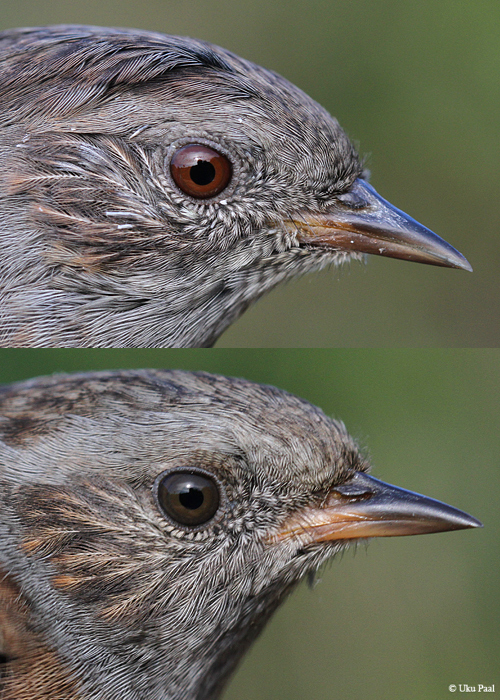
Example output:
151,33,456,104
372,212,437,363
0,415,55,446
0,569,83,700
18,479,168,625
0,371,185,445
8,132,171,273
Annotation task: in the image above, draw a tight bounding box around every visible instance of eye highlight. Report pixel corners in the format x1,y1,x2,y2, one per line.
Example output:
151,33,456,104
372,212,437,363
170,144,232,199
156,470,220,527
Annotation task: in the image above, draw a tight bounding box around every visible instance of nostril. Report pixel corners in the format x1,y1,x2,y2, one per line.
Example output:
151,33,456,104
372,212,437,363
335,182,370,209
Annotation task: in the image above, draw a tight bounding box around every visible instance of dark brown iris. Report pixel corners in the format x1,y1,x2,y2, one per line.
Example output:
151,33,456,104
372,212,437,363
156,470,220,526
170,144,232,198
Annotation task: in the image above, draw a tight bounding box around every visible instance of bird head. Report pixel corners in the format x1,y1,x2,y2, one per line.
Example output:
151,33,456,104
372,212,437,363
0,370,481,699
0,26,471,346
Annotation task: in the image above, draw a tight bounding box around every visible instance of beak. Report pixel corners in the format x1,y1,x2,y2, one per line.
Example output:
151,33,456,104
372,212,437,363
287,178,472,272
267,472,482,544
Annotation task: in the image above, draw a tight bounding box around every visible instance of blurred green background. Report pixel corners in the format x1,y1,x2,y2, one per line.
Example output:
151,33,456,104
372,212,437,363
0,349,497,699
1,0,498,346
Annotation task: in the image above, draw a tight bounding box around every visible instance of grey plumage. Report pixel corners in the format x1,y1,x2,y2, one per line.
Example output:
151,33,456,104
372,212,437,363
0,370,480,699
0,26,470,347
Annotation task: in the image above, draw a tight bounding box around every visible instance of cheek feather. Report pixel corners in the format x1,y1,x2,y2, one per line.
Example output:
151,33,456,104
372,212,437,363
0,570,84,700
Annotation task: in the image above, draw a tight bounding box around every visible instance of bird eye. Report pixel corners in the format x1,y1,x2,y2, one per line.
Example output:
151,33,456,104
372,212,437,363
156,470,220,526
170,144,232,199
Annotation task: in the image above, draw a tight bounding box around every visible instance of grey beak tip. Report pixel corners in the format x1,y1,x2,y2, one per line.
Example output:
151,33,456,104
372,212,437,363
426,506,483,533
452,255,473,273
467,516,483,529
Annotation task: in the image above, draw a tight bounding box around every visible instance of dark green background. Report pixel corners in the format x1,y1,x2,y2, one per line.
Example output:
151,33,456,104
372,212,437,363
1,0,498,346
0,349,497,699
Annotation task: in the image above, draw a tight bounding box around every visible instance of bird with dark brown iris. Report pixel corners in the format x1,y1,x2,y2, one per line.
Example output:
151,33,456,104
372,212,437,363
0,370,481,699
0,25,471,347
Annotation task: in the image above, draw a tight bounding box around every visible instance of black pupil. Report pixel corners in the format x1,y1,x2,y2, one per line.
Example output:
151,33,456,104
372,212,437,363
179,487,204,510
190,160,216,186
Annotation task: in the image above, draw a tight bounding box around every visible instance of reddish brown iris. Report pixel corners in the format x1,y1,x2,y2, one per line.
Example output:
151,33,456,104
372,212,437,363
170,144,232,199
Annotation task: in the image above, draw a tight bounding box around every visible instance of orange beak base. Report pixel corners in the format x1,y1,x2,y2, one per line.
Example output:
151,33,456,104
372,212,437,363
287,179,472,271
267,472,482,545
